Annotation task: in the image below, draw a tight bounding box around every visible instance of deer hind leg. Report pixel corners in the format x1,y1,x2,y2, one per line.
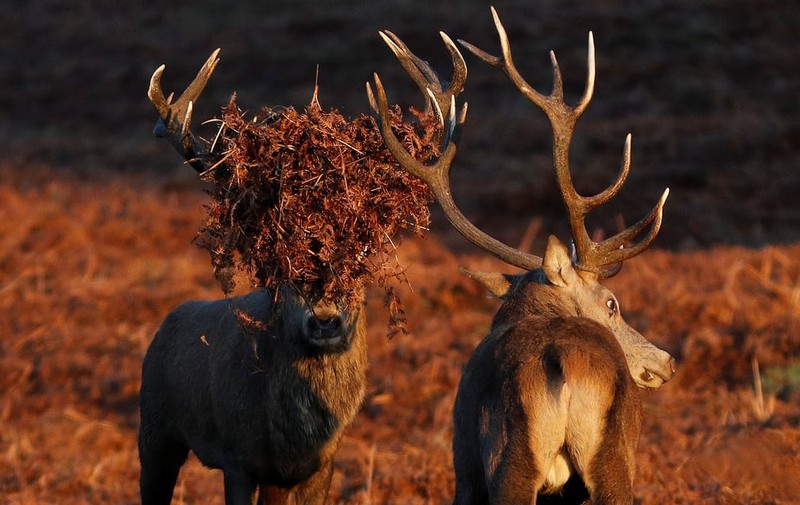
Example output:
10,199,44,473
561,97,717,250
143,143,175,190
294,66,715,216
482,345,573,503
578,426,635,505
484,400,570,504
486,433,541,504
584,385,641,504
452,447,489,505
565,375,637,504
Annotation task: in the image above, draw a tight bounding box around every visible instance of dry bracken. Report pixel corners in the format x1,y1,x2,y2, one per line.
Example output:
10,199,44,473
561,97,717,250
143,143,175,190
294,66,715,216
196,95,438,333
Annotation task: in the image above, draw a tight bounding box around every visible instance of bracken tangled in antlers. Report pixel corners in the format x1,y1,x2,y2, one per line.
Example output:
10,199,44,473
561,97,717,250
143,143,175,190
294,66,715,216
196,95,437,333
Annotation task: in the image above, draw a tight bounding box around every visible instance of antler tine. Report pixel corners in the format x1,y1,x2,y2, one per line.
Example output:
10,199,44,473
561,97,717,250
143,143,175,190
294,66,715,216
565,132,631,272
366,74,458,185
572,32,596,117
368,33,543,271
147,49,221,173
378,30,467,123
588,133,632,210
458,7,550,112
590,188,669,274
148,64,170,115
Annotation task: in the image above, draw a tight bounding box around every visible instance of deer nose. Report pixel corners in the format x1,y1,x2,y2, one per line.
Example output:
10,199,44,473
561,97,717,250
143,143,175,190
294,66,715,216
305,315,347,350
308,316,343,336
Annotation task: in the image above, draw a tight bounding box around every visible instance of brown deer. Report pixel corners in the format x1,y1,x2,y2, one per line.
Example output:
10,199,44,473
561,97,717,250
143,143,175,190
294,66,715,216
368,7,675,503
139,52,367,505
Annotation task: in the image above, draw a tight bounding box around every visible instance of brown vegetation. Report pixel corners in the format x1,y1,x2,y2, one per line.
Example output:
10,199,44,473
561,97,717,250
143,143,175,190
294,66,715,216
2,1,800,503
199,97,435,319
2,165,799,504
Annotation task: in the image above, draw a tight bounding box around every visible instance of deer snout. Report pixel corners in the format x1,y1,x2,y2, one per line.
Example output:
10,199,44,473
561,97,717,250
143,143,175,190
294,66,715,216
305,313,348,351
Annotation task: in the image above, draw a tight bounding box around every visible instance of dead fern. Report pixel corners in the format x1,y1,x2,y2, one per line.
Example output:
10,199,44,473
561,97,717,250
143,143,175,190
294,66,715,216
196,94,438,335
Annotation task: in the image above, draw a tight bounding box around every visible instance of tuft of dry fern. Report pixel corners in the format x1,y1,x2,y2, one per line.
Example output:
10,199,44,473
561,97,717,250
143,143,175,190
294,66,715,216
196,94,438,334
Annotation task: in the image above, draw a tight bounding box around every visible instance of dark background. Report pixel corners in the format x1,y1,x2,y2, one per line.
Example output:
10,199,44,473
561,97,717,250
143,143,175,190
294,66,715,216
4,0,799,251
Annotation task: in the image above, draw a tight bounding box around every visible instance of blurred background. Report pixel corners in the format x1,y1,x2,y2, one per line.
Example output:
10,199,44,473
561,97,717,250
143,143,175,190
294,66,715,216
4,0,799,251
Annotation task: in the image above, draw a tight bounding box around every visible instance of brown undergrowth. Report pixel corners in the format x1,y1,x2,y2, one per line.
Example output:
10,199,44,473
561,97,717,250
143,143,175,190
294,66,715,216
2,166,799,503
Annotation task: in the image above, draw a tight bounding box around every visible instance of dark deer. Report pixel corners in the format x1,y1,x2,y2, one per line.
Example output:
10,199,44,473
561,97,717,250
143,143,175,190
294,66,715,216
139,52,367,505
368,7,675,503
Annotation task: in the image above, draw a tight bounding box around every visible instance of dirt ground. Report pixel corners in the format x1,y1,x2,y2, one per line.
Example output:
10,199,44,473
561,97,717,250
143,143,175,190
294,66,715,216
2,1,799,503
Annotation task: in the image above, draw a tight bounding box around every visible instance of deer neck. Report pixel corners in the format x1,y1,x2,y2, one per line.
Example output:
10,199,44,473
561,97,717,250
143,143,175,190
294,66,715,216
493,270,581,327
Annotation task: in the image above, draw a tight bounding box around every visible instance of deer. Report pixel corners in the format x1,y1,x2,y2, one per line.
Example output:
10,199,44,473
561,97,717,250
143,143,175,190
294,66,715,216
139,51,367,505
367,7,675,504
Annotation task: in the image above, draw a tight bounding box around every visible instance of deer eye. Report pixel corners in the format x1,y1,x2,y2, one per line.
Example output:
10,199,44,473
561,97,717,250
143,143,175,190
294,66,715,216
606,298,618,316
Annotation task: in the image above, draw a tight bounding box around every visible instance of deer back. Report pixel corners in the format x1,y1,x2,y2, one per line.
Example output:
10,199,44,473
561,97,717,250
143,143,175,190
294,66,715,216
454,312,641,503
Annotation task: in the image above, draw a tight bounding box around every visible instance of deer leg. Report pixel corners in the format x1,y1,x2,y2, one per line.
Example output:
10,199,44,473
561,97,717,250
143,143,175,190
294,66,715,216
581,414,638,504
139,435,188,505
294,459,333,505
486,431,542,505
292,435,342,505
453,415,489,505
583,449,633,505
291,458,334,505
223,463,259,505
452,457,489,505
577,375,640,505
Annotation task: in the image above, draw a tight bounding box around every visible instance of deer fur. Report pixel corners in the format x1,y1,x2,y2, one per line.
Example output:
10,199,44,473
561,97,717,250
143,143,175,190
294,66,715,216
138,287,367,505
452,236,650,504
367,11,675,503
143,49,371,505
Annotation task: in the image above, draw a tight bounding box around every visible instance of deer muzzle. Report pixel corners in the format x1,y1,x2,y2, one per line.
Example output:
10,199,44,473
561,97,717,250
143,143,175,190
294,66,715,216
306,315,346,346
303,301,352,352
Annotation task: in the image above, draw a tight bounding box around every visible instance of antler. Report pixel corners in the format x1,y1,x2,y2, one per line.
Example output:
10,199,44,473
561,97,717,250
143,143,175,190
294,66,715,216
459,7,668,278
378,30,467,129
147,49,221,173
367,31,544,271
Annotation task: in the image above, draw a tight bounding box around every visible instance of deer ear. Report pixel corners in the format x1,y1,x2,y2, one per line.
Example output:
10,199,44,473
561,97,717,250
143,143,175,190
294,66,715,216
459,268,514,299
542,236,579,287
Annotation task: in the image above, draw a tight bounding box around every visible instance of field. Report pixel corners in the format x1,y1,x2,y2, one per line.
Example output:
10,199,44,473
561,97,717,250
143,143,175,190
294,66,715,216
2,1,799,503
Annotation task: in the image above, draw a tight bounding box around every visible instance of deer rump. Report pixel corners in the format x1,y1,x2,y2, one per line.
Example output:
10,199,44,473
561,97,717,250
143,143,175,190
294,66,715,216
138,289,366,504
453,316,642,504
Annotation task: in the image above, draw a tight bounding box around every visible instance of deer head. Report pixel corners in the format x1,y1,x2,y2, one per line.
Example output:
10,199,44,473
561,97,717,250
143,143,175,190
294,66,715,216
146,50,368,348
367,8,674,389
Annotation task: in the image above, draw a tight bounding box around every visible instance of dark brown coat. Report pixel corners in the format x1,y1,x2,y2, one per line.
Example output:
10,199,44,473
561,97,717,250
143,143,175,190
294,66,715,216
138,288,366,505
453,237,647,504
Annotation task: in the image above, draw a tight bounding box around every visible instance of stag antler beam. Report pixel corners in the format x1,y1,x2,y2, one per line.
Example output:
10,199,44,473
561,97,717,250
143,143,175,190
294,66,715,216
460,7,668,278
368,32,544,271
